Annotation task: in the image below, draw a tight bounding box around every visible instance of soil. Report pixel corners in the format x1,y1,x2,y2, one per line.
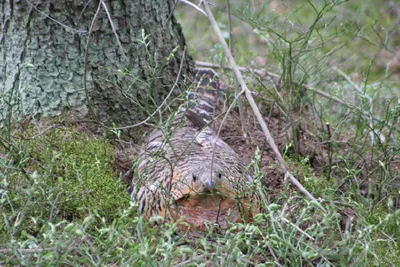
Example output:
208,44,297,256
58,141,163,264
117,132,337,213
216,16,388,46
114,100,332,197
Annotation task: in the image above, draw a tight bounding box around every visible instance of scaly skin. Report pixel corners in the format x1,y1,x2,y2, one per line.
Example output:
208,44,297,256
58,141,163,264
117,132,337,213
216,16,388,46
132,69,260,230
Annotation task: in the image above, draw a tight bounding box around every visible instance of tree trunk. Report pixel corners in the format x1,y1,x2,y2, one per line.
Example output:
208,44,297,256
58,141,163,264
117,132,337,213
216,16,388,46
0,0,194,134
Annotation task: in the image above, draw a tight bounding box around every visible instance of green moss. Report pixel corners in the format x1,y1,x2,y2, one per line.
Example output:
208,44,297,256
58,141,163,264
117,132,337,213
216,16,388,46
4,126,129,223
47,129,129,219
372,244,400,265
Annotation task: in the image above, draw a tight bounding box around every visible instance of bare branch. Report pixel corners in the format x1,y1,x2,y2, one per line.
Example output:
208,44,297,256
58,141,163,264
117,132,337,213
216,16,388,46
100,0,127,58
197,61,400,136
202,1,326,213
84,5,187,130
334,67,376,144
84,1,104,127
26,124,58,139
178,0,207,17
115,46,187,130
226,0,233,55
26,0,86,34
195,61,348,106
333,68,372,103
225,0,247,138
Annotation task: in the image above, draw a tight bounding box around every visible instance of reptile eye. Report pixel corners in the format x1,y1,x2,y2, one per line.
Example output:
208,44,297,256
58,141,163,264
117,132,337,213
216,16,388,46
192,174,197,182
218,173,222,179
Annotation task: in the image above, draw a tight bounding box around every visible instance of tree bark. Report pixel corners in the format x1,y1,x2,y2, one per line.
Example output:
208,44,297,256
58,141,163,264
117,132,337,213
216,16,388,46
0,0,194,133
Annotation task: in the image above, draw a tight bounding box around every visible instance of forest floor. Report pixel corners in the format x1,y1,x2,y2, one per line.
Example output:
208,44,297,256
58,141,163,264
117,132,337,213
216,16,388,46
1,0,400,265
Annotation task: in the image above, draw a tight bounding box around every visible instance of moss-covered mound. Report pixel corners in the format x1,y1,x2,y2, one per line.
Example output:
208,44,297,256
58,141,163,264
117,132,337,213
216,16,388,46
2,126,130,231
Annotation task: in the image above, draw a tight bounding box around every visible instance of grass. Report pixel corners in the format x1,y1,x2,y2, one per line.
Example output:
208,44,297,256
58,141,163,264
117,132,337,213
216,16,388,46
1,0,400,265
1,123,398,265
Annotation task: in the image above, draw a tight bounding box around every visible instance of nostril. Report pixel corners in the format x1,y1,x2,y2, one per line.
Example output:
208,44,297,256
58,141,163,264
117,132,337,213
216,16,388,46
204,179,215,191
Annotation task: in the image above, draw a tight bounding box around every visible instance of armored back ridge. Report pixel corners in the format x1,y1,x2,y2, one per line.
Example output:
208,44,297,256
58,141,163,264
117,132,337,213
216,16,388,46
169,69,221,130
132,69,259,230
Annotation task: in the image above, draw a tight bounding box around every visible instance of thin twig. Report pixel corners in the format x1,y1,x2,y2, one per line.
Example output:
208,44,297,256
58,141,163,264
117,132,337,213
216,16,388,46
115,46,187,130
26,124,58,139
84,1,103,126
197,61,400,134
196,61,348,106
225,0,247,138
196,60,279,77
334,67,376,145
178,0,207,17
267,245,282,266
326,122,332,180
79,0,94,19
210,88,245,179
226,0,233,55
0,247,54,254
100,0,127,58
84,4,187,131
281,216,315,241
202,1,326,213
26,0,87,34
334,68,372,102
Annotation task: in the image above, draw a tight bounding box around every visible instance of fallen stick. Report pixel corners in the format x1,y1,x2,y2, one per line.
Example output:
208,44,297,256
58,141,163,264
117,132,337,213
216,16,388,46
202,1,327,213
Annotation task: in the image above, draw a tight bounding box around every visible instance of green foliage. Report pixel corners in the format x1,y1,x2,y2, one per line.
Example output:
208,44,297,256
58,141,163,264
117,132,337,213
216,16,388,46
0,0,399,265
1,126,129,241
41,129,130,219
1,127,399,264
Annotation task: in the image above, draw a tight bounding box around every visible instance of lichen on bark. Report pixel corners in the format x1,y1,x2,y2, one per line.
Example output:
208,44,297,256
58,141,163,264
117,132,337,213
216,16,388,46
0,0,194,133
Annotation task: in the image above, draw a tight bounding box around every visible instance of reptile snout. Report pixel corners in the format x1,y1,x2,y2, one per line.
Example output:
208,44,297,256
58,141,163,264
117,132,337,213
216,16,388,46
204,179,215,191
